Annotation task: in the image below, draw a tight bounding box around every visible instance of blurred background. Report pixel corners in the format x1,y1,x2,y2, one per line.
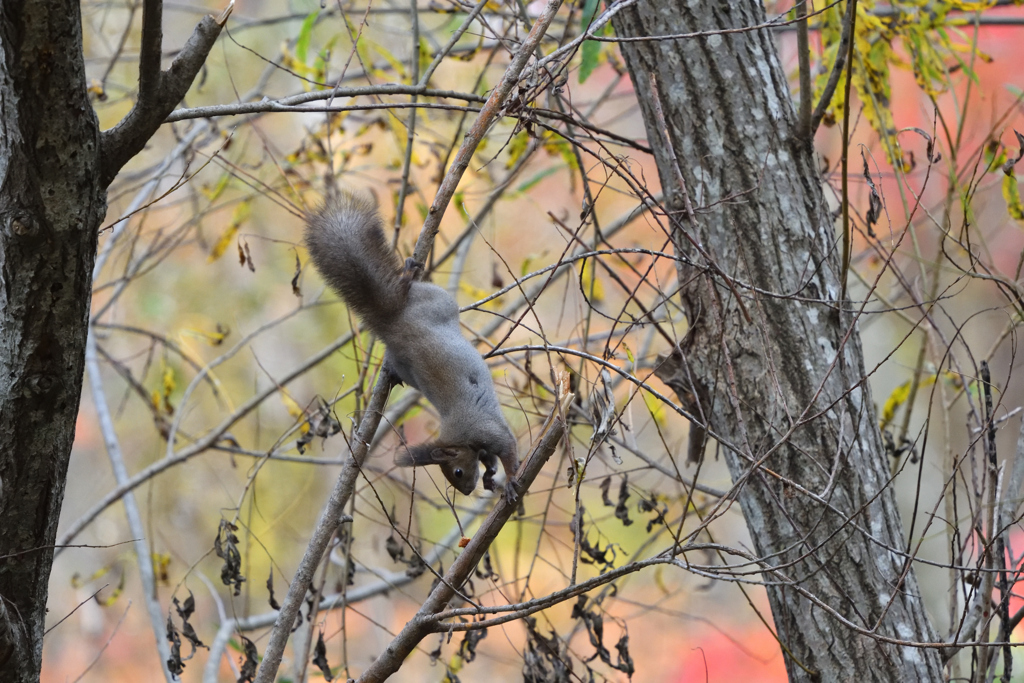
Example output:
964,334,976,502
43,0,1024,680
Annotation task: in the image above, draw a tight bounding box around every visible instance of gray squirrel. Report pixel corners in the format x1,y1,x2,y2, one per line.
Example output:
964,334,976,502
305,193,520,501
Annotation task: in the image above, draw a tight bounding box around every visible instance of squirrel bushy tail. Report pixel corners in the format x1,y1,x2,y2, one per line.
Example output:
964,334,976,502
304,194,408,335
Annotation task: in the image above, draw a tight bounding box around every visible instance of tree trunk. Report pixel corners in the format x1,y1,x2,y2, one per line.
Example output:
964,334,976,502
611,1,942,680
0,1,105,678
0,0,224,673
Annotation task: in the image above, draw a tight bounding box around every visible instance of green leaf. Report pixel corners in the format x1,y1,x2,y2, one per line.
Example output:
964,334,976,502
580,0,599,28
295,11,319,66
578,0,601,83
579,41,600,83
515,166,561,193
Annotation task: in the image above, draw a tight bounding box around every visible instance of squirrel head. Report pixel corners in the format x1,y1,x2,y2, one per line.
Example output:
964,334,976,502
395,444,484,495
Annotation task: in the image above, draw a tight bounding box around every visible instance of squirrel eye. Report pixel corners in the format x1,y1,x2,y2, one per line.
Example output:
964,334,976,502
454,468,463,478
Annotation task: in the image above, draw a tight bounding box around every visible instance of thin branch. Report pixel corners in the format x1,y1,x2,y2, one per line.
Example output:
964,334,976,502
355,390,572,683
412,0,565,263
203,495,492,683
810,0,857,136
85,332,175,683
796,0,812,142
251,372,392,683
55,332,355,554
100,1,233,185
165,85,485,122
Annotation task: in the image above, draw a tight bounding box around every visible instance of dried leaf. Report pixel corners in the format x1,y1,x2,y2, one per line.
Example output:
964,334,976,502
292,251,302,297
861,149,882,235
214,520,246,596
312,630,334,681
237,636,258,683
267,570,280,610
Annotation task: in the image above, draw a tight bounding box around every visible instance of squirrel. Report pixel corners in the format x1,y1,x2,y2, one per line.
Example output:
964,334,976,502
305,193,520,501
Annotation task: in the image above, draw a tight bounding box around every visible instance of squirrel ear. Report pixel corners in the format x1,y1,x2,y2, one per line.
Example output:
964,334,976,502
396,445,453,467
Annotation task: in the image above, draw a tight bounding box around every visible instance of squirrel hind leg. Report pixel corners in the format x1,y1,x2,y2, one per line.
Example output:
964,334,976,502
503,478,518,504
400,257,424,282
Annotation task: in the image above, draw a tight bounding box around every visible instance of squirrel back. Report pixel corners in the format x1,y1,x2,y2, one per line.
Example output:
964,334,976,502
304,194,408,336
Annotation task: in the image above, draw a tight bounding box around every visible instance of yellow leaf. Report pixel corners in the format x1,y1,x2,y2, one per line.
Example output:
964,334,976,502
162,365,176,399
520,254,536,277
71,562,125,606
949,0,997,11
622,342,635,365
209,201,252,262
71,564,110,588
202,173,231,202
541,132,579,189
373,40,408,80
97,570,126,607
183,323,230,346
418,36,432,78
642,390,665,428
209,228,238,262
579,260,604,302
87,79,106,100
1003,170,1024,221
880,379,911,431
654,565,670,595
453,191,468,220
879,372,948,430
312,36,339,87
506,130,530,169
156,363,176,415
280,391,306,423
459,281,490,302
152,553,171,585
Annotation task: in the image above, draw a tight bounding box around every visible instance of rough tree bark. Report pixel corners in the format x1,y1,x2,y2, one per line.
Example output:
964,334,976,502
0,1,226,679
0,3,106,677
611,1,943,680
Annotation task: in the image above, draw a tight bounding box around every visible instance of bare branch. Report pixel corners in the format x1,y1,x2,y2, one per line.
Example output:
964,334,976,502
84,332,174,683
412,0,565,264
99,1,233,185
356,390,572,682
251,369,392,683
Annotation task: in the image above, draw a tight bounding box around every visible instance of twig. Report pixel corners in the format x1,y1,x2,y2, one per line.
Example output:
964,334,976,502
42,584,109,637
85,333,174,683
412,0,565,264
355,390,572,682
810,0,857,136
796,0,812,142
838,0,858,303
204,495,492,683
71,602,132,683
251,375,391,683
